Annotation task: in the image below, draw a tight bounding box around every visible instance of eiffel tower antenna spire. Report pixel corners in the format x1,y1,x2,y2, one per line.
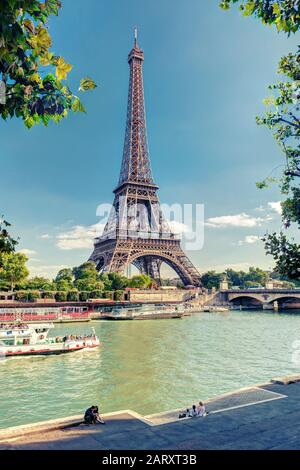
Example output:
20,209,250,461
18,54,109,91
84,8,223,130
134,26,138,47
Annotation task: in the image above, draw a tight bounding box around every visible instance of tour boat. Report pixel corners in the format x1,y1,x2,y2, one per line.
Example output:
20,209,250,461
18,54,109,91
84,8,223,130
0,323,100,357
103,304,185,320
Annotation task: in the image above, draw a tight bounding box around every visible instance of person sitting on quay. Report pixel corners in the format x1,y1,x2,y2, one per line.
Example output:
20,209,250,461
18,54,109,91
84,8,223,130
179,402,208,419
84,405,105,425
93,406,105,424
196,401,207,417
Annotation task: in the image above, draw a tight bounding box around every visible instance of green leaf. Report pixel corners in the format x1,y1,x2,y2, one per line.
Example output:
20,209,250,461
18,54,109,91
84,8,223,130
24,116,35,129
55,57,73,80
79,78,97,92
72,97,86,113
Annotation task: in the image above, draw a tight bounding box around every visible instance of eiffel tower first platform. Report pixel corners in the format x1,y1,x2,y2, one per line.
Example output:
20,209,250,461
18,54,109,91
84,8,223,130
89,31,201,287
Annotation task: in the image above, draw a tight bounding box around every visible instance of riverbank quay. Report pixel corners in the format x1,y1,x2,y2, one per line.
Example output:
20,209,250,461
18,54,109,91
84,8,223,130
2,376,300,450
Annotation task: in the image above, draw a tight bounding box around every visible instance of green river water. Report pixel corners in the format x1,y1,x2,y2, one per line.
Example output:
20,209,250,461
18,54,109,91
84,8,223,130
1,310,300,429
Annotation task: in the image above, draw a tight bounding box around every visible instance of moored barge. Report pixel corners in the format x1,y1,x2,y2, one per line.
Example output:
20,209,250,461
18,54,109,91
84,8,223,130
0,304,91,324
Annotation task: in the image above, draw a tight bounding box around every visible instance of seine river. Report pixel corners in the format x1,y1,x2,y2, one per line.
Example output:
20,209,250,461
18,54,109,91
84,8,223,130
1,310,300,429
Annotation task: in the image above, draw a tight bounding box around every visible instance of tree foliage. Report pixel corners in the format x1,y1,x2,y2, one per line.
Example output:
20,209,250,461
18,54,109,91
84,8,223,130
264,232,300,279
0,218,18,255
128,274,152,289
0,251,29,290
220,0,300,34
221,0,300,280
73,262,104,292
201,267,273,289
0,0,96,128
256,49,300,279
25,276,54,290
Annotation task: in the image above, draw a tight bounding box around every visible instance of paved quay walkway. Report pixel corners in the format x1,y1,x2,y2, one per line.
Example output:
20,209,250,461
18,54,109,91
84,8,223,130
2,376,300,450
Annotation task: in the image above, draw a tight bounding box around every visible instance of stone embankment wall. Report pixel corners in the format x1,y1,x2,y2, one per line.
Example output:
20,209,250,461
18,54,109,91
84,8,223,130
126,289,200,303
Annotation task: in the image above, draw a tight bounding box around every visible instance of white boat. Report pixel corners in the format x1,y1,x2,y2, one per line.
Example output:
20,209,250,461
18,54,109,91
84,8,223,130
0,323,100,357
203,306,229,312
104,305,185,320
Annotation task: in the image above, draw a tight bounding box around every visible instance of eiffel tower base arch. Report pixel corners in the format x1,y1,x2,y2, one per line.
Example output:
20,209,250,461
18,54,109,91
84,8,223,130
89,238,202,287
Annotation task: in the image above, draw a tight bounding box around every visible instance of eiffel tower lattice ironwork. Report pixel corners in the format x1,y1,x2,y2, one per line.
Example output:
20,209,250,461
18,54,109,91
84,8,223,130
89,30,201,286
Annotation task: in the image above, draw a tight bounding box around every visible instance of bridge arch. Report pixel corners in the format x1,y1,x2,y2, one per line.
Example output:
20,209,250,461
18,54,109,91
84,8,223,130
266,296,300,308
228,294,264,308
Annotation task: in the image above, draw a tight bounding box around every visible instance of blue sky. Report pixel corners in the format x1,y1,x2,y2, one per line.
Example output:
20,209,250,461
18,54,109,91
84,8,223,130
1,0,299,278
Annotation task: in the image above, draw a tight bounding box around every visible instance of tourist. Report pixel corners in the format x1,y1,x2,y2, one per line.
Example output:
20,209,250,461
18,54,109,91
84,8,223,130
191,405,198,417
84,406,97,424
84,405,105,425
196,401,207,417
93,406,105,424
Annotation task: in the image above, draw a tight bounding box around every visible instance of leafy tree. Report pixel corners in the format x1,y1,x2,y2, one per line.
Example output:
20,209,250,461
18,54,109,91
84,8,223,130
220,0,300,33
201,271,223,289
41,290,55,299
114,290,124,301
220,0,300,281
0,218,18,255
55,279,72,291
54,268,74,291
90,289,102,299
27,289,40,301
79,291,90,301
55,291,67,302
107,272,129,291
224,269,244,288
264,233,300,279
0,252,29,290
99,273,113,291
202,267,269,289
244,266,268,285
102,290,113,300
128,274,152,289
55,268,73,283
73,262,98,281
25,276,54,290
15,290,28,301
73,262,104,292
75,278,104,292
67,289,79,301
257,50,300,279
0,0,96,128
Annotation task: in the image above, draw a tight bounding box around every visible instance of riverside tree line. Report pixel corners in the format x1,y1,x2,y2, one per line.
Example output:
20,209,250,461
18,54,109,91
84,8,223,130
0,245,297,302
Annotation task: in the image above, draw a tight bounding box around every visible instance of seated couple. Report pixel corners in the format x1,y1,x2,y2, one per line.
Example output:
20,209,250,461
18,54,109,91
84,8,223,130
179,401,207,419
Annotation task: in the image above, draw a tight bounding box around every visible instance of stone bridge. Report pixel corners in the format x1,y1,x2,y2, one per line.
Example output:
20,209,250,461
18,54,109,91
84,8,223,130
221,289,300,310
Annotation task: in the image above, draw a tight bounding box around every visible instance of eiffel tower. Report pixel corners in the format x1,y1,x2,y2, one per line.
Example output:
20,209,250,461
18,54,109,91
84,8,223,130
89,30,201,287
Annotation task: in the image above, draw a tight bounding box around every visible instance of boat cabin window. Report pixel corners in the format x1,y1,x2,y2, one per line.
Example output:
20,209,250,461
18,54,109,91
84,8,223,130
2,339,14,346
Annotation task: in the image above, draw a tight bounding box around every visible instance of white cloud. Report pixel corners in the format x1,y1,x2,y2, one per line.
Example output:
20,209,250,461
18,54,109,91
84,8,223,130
254,205,266,212
205,213,265,229
167,220,190,235
18,248,37,256
238,235,261,246
268,201,282,215
28,264,69,278
199,262,254,273
40,234,51,239
56,223,105,250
